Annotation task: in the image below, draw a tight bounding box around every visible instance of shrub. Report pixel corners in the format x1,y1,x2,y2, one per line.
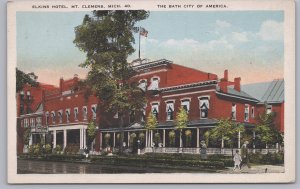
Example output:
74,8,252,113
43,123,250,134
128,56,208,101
44,144,52,154
168,130,176,146
185,129,192,147
33,144,41,155
64,144,80,155
28,145,34,155
55,145,62,154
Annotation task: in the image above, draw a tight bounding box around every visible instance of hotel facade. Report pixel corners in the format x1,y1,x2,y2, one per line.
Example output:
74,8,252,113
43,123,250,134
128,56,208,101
16,59,284,154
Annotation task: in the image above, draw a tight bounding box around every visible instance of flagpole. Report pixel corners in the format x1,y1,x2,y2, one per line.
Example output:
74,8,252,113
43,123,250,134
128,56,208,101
138,26,141,59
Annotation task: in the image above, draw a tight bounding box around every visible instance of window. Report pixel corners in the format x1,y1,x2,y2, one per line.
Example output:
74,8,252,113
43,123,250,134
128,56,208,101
30,118,35,128
232,103,236,120
138,79,147,91
141,108,146,122
148,77,159,90
74,107,78,121
151,103,159,119
24,119,29,128
266,105,272,114
51,111,56,124
58,110,63,123
45,112,49,125
166,101,174,121
20,104,24,115
251,107,255,118
65,109,70,123
36,117,42,127
20,91,24,100
91,104,97,120
83,106,87,120
244,105,249,122
181,99,190,113
199,97,209,119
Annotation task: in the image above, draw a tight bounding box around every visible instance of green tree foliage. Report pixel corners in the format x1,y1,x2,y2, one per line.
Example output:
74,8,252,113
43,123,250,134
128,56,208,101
168,130,176,146
254,105,283,148
16,68,38,92
210,118,245,148
175,106,189,148
73,10,149,152
185,129,192,147
145,112,158,131
153,132,161,145
87,121,97,150
23,128,31,146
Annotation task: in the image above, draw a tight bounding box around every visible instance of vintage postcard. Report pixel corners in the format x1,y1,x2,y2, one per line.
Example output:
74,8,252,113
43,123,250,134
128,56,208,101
7,0,295,183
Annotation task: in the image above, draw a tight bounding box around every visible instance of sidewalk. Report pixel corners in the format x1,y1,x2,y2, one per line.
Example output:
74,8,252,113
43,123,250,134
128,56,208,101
218,165,285,174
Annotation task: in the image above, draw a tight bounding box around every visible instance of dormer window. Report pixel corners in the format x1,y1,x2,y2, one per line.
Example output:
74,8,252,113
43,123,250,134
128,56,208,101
58,110,63,123
181,99,190,113
199,97,210,119
65,109,70,123
83,106,87,120
74,107,78,121
151,102,159,119
166,101,175,121
91,104,97,120
138,79,147,91
148,77,159,90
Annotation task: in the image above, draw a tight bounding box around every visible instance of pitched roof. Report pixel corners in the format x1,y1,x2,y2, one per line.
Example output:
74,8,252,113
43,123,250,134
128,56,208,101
260,79,284,103
216,86,259,102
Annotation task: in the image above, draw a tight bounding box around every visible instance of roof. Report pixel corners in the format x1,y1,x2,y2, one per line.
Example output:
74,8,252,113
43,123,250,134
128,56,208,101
260,79,284,103
216,86,259,102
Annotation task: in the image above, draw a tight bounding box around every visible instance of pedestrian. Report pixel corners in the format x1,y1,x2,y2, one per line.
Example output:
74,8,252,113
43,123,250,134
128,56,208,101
233,150,242,170
240,141,250,169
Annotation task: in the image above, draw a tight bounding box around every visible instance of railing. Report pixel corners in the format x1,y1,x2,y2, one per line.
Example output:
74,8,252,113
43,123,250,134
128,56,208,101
141,147,282,155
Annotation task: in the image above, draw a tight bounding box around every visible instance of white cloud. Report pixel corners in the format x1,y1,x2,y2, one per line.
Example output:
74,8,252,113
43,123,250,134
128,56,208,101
216,20,231,29
257,20,283,41
231,32,249,42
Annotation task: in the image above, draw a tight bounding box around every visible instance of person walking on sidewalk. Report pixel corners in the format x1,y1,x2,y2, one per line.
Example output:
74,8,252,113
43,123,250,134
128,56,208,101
233,150,242,170
240,141,250,169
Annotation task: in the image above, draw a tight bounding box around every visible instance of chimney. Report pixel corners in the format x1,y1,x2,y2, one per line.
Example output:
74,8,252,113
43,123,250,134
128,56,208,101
219,80,227,93
60,77,64,94
234,77,241,92
224,70,228,81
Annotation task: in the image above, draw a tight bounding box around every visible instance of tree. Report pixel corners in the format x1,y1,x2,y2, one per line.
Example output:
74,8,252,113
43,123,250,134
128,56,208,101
145,112,158,147
254,104,283,149
210,118,244,156
87,121,97,150
175,106,189,149
168,130,176,146
16,68,38,92
74,10,149,153
185,129,192,147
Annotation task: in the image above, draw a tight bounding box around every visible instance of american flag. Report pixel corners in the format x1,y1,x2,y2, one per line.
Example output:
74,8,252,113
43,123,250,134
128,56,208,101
139,27,148,37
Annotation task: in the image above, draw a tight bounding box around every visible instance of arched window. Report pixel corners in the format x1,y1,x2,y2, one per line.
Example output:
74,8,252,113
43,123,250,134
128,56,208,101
138,79,147,91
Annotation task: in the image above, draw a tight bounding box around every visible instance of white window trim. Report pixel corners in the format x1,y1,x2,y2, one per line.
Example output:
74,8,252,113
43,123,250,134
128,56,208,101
199,96,210,119
266,105,272,114
51,111,56,124
232,103,237,120
65,109,71,123
244,104,250,122
181,98,191,113
58,110,63,123
91,104,97,119
74,107,79,121
165,101,175,121
251,106,255,118
83,106,88,120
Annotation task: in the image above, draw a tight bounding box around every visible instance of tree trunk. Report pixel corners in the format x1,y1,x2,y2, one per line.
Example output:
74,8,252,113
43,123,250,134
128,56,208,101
118,115,124,154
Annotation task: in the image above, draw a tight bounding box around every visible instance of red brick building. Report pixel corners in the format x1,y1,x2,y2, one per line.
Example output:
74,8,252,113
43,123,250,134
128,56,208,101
16,59,284,154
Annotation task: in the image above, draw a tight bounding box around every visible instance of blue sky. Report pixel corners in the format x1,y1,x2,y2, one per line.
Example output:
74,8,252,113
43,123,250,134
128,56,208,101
17,11,284,85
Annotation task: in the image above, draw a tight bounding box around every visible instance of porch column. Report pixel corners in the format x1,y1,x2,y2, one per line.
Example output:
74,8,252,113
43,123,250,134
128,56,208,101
80,128,83,149
83,128,86,148
196,128,200,148
163,129,166,147
127,132,130,147
221,136,224,148
145,130,148,147
238,130,241,148
63,129,67,149
113,132,116,148
99,132,103,150
150,130,153,146
53,130,56,148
